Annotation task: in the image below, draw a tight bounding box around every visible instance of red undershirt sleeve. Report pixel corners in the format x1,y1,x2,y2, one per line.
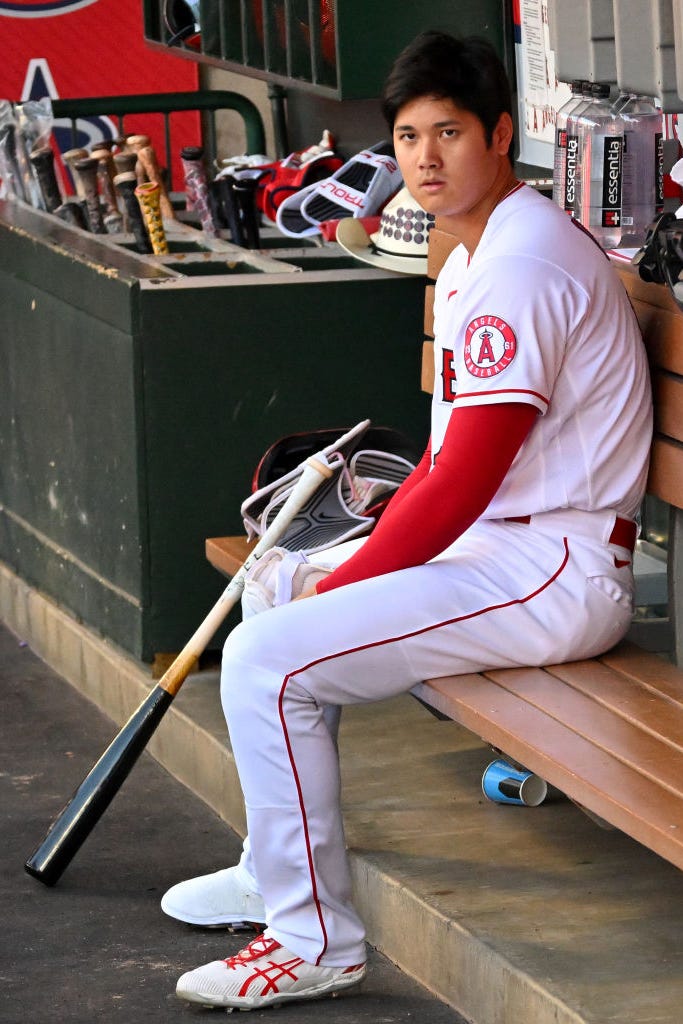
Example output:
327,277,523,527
378,436,433,511
316,402,538,594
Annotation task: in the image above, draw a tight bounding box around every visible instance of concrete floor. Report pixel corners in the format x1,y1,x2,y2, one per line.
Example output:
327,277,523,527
3,558,683,1024
2,621,471,1024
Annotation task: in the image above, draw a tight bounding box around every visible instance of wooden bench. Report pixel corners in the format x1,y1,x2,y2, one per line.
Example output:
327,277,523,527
412,228,683,869
205,230,683,873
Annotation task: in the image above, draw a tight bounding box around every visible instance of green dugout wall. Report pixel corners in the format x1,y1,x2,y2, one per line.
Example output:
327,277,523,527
0,201,429,661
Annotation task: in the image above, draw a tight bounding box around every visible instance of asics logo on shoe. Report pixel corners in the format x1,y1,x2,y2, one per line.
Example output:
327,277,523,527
176,929,367,1009
224,937,306,997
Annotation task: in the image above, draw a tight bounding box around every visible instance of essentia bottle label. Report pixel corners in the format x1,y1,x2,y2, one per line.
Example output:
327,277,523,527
564,132,579,213
600,135,623,228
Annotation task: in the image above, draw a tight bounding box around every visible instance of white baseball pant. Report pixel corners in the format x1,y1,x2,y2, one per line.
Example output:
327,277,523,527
221,510,634,967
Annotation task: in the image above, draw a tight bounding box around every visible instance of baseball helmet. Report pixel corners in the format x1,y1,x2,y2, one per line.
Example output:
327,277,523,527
164,0,201,45
242,422,421,554
250,423,420,492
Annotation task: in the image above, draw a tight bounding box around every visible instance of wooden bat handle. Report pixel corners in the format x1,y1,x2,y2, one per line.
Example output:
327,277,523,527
180,146,218,237
29,146,63,213
91,147,123,231
62,148,89,197
72,157,106,233
113,151,137,176
158,454,336,697
114,171,152,252
126,134,150,151
136,144,176,220
125,134,152,187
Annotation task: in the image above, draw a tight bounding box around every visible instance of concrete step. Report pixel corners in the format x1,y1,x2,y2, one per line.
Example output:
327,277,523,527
3,559,683,1024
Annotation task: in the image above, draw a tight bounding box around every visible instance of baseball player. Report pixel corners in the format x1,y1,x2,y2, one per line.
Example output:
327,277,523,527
170,32,653,1011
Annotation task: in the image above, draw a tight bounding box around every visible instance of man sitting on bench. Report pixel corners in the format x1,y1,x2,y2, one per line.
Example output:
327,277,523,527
165,31,653,1012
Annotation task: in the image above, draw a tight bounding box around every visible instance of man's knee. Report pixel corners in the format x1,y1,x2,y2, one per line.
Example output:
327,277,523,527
220,617,281,720
222,617,258,665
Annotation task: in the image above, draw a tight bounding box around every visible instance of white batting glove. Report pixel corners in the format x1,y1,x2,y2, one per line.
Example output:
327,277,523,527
241,547,332,619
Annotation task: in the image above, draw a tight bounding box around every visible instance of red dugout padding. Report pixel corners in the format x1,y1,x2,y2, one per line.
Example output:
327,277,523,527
0,0,200,193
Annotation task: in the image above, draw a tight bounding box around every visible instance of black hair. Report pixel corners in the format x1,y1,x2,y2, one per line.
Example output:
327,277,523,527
381,31,513,153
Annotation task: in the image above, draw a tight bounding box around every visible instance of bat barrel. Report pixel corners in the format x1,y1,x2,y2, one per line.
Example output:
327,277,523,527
24,686,173,886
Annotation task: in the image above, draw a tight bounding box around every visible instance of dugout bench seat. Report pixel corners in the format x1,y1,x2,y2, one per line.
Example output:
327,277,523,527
205,227,683,874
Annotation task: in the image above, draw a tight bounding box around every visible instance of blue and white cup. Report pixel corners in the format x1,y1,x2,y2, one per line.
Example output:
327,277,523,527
482,758,548,807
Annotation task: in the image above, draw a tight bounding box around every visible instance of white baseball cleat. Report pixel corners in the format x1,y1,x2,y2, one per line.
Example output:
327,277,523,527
161,865,266,928
176,931,366,1010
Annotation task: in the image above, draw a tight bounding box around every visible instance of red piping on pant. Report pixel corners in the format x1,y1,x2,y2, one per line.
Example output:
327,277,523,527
277,537,571,964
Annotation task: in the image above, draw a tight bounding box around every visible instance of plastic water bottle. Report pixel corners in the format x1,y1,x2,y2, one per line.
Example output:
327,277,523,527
575,84,624,248
561,81,592,217
552,81,586,210
614,93,663,248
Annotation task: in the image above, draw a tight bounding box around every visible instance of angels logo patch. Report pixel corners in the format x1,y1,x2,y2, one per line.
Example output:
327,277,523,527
464,315,517,378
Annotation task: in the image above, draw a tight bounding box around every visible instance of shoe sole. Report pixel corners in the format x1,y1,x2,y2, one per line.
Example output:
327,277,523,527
177,966,366,1009
160,897,266,930
163,912,265,931
161,905,265,931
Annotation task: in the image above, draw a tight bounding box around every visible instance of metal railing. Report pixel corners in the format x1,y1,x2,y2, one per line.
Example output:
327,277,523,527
51,90,267,188
143,0,338,94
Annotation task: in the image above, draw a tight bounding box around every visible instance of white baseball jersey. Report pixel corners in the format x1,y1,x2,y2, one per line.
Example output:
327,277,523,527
432,183,652,520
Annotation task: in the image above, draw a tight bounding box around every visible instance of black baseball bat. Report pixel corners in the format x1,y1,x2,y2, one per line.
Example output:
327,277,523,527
23,428,368,886
25,685,174,885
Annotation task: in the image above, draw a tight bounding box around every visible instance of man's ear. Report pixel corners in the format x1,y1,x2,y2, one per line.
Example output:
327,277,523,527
492,112,514,156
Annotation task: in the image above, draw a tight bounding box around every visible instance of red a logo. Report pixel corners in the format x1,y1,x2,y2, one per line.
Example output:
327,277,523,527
477,329,495,363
